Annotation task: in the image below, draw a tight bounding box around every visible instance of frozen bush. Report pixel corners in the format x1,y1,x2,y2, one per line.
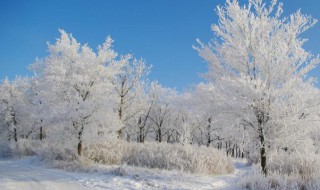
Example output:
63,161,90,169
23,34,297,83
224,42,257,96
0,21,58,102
0,138,41,158
240,164,302,190
6,138,83,168
84,141,234,175
239,152,320,190
125,142,234,175
83,142,130,165
239,164,272,190
9,139,40,158
36,141,79,162
31,140,93,171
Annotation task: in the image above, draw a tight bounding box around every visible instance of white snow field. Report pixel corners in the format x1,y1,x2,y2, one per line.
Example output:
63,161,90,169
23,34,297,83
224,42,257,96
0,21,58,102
0,157,249,190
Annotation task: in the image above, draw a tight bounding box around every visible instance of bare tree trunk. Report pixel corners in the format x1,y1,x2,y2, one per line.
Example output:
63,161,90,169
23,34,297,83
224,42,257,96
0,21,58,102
77,140,82,156
207,134,211,147
138,117,144,143
14,128,17,142
235,144,238,158
226,141,228,156
39,119,44,141
157,128,162,142
116,78,126,139
207,118,211,147
139,127,144,143
117,96,124,138
259,124,267,175
231,144,235,157
77,124,84,156
11,109,18,142
39,126,43,141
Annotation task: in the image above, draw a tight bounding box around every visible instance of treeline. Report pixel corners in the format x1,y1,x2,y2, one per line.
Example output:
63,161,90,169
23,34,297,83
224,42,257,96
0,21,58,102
0,30,243,159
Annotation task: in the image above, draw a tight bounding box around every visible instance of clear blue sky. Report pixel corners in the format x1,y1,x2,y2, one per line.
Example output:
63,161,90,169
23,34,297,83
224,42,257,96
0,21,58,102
1,0,319,90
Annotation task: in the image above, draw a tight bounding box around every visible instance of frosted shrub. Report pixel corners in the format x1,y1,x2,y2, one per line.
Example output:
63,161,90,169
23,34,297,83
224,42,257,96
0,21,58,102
0,139,42,158
30,141,92,170
9,138,81,165
240,164,272,190
9,139,40,158
240,164,302,190
84,141,234,175
36,141,79,162
240,152,320,190
125,142,234,175
0,138,42,158
83,142,130,165
268,151,320,186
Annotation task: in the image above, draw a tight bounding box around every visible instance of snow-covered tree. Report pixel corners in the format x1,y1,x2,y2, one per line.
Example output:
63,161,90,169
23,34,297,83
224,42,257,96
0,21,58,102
30,30,125,156
112,56,151,139
147,82,177,143
128,82,154,143
194,0,320,175
0,77,30,144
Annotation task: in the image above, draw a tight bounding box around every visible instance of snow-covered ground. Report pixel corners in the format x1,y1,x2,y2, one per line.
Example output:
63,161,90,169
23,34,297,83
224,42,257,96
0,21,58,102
0,157,249,190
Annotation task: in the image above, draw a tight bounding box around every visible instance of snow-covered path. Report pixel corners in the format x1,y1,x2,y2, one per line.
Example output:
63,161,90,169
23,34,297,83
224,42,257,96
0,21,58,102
0,157,91,190
0,157,249,190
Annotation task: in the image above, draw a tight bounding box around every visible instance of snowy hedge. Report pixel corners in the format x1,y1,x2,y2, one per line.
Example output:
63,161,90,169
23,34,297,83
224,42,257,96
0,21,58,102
84,141,234,175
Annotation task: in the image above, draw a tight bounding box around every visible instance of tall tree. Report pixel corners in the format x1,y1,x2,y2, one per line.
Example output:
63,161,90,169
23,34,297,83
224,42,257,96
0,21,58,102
195,0,320,175
30,30,124,156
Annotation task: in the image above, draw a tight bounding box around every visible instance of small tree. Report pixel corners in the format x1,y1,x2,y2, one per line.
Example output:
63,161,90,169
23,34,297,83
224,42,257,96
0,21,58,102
0,77,31,145
112,56,151,139
148,82,177,143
